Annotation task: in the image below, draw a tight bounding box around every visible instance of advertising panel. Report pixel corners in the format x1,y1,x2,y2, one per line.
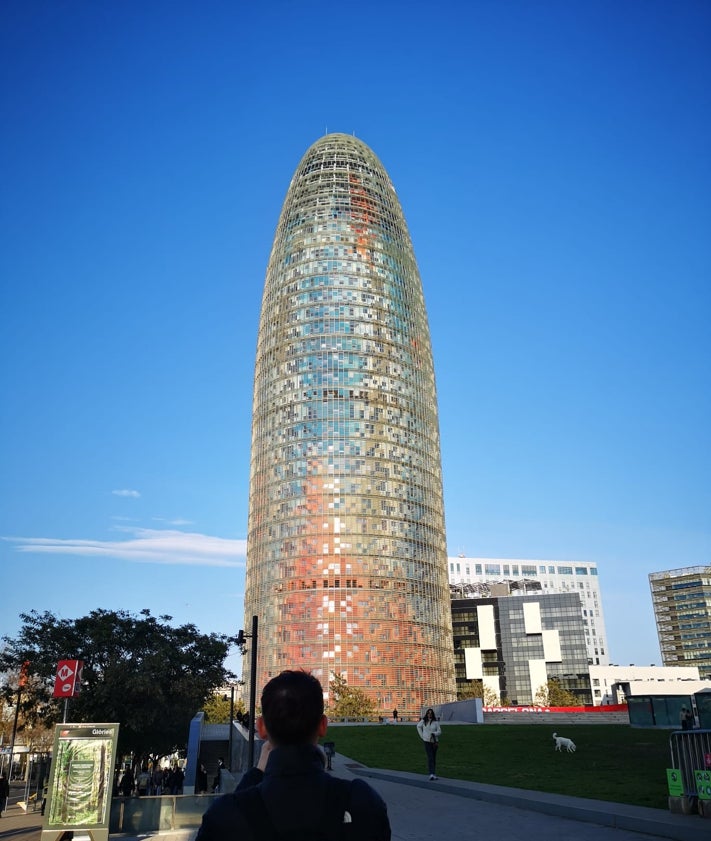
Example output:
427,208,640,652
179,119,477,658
41,722,119,841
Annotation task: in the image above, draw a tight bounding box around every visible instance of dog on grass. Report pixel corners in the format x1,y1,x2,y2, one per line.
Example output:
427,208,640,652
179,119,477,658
553,732,576,752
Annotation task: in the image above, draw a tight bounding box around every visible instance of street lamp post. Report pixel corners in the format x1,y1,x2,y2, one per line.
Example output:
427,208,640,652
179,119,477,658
7,684,22,779
236,615,259,768
228,684,235,772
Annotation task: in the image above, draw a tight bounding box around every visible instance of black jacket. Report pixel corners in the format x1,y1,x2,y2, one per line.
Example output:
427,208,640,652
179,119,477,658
195,744,390,840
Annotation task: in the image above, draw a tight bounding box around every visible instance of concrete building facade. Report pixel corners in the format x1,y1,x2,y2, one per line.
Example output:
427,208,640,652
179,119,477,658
588,663,705,705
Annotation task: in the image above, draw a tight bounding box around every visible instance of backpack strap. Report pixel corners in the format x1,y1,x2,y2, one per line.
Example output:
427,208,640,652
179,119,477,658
321,774,352,838
237,785,278,841
236,776,353,840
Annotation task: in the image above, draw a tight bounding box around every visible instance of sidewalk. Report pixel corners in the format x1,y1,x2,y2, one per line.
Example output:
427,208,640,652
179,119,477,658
3,753,709,841
345,760,710,841
0,797,43,839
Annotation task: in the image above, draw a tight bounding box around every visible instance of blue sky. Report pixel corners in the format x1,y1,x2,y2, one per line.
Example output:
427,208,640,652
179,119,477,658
1,0,709,676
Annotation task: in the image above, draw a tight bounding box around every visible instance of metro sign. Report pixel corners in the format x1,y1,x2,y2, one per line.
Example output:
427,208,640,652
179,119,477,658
53,659,83,698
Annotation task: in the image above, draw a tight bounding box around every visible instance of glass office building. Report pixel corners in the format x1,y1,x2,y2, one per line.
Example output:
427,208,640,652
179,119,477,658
649,565,711,679
449,557,609,666
244,134,455,716
452,593,592,705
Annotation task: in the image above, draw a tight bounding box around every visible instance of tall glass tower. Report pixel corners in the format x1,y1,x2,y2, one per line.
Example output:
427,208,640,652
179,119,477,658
245,134,455,716
649,566,711,679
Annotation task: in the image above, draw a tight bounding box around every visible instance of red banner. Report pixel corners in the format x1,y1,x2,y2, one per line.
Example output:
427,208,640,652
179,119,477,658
53,659,83,698
483,704,628,713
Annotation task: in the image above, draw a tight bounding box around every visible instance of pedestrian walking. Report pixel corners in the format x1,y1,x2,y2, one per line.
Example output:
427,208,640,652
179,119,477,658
136,767,150,796
0,773,9,817
417,707,442,780
120,767,135,797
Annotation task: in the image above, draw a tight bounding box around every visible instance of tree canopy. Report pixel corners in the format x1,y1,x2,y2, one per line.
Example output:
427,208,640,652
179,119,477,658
203,691,245,724
457,679,501,706
0,609,235,759
534,678,580,707
328,672,376,719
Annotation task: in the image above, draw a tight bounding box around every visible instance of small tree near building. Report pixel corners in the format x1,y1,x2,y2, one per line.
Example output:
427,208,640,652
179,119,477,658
535,678,579,707
203,692,245,724
328,673,376,719
457,680,500,706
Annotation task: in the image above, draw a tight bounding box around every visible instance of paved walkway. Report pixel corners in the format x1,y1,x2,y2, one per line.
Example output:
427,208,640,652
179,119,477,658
1,754,708,841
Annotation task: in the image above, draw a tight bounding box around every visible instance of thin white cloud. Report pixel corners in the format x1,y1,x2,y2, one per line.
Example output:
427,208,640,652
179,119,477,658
3,528,246,568
152,517,194,526
112,489,141,498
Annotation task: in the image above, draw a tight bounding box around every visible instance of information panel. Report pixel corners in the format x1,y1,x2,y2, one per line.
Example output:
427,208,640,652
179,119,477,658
695,769,711,800
666,768,684,797
41,722,119,841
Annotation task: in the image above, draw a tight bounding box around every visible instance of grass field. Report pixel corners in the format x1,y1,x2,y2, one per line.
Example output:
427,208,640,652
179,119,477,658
324,724,673,810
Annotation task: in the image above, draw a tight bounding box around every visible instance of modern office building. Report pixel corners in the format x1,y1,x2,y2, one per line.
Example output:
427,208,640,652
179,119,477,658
449,556,609,666
244,134,456,716
451,593,592,705
649,565,711,679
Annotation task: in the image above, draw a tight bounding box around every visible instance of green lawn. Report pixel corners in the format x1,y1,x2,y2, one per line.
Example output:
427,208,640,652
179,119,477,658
324,724,673,810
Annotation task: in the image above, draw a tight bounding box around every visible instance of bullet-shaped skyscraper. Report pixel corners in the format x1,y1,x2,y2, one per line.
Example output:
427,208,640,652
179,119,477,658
245,134,455,716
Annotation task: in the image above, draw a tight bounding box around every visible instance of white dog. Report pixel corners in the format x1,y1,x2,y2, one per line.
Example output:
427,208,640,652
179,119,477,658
553,732,576,752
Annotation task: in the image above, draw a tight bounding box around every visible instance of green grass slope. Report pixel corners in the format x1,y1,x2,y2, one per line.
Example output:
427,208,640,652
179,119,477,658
325,724,672,809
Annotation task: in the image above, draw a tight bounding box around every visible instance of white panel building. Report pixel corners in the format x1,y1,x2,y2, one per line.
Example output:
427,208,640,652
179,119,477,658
589,664,707,705
449,556,609,666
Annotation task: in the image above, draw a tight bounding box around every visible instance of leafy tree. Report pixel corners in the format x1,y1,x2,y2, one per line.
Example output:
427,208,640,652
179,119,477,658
203,691,245,724
547,678,580,706
328,672,376,719
0,664,54,757
534,683,549,706
0,609,234,759
457,680,500,706
534,678,580,707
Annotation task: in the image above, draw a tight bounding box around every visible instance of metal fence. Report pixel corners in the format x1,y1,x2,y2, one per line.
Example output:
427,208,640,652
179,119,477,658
669,728,711,798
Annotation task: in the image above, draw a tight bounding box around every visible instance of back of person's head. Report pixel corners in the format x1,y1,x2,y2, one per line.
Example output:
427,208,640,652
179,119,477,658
261,669,324,746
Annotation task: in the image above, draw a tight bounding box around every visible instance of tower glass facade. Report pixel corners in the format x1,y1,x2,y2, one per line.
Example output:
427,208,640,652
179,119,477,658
245,134,455,715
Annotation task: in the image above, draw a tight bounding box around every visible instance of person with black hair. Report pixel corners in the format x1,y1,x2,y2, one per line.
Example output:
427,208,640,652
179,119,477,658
196,669,390,840
416,707,442,780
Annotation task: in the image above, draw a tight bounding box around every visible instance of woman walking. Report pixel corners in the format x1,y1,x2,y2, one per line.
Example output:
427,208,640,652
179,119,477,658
417,708,442,780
